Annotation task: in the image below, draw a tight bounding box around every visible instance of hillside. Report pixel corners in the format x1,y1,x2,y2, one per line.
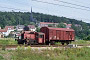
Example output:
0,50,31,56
0,11,90,39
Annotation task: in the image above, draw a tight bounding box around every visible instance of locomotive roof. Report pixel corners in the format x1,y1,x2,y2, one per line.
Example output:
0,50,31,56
43,27,74,31
38,32,45,34
22,31,35,34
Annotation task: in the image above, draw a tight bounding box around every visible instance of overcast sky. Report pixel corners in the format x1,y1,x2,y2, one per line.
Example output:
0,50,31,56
0,0,90,23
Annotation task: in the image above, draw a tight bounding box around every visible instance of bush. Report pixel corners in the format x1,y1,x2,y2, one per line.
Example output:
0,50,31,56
2,45,6,51
72,40,90,44
55,42,61,45
83,35,90,40
4,46,90,60
0,56,4,60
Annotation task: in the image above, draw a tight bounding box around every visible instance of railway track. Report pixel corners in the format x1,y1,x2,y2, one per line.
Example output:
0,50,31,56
0,45,66,48
0,44,90,48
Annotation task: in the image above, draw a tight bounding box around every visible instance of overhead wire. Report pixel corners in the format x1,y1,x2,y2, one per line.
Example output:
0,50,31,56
0,0,89,22
68,0,90,6
31,0,90,23
54,0,90,9
32,0,90,11
0,0,90,12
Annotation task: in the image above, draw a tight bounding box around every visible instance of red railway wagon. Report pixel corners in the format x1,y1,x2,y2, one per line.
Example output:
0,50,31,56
40,27,75,45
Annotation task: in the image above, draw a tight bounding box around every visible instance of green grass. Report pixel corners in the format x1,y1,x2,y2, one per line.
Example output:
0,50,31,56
71,40,90,45
0,46,90,60
55,40,90,45
0,50,11,60
0,38,17,45
11,46,90,60
0,55,5,60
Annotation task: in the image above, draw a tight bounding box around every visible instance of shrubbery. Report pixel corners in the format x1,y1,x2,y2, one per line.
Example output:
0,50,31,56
0,46,90,60
0,38,17,45
11,47,90,60
83,35,90,40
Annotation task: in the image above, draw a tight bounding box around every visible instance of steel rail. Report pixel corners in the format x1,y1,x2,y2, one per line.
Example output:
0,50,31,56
0,44,90,48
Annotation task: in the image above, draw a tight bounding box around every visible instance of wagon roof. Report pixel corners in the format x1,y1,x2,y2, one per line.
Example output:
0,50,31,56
48,27,74,31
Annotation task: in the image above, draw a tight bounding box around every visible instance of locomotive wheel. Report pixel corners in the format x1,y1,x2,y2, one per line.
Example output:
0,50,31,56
66,42,69,45
61,42,64,45
46,41,49,45
24,40,27,44
18,40,24,44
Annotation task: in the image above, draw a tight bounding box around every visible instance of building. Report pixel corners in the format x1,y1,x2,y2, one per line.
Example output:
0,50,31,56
0,29,7,36
16,25,24,31
0,29,7,38
38,22,59,28
0,26,15,36
75,24,82,30
0,32,4,38
64,23,72,29
5,26,15,36
5,26,14,30
9,31,16,38
30,7,37,23
28,25,36,31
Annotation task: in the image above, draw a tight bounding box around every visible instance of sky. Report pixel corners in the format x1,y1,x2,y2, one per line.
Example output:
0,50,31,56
0,0,90,23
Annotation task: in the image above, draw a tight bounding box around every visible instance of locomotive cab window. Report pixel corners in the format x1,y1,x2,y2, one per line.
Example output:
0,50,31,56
29,32,34,34
39,35,43,38
36,35,38,38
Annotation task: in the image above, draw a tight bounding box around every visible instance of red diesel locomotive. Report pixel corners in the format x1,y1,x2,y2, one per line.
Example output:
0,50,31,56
16,27,75,45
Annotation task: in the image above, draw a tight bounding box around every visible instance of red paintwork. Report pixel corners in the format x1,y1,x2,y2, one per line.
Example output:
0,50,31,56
21,31,45,44
40,27,75,41
23,31,36,40
24,34,35,40
17,27,75,44
37,32,45,44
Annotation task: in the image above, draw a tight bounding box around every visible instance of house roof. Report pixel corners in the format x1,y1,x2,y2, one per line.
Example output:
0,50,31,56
0,29,7,32
47,27,74,31
68,24,72,26
64,23,72,26
28,25,35,29
38,32,45,35
17,25,24,27
16,25,24,29
40,22,58,24
5,26,14,30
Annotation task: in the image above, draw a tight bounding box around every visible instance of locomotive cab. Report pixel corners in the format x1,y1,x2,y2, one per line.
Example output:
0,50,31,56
16,31,45,45
37,32,45,44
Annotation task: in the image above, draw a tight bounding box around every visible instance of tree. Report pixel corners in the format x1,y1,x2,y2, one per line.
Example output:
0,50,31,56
29,22,35,25
36,27,40,32
48,24,54,27
23,24,29,31
57,22,66,28
83,35,90,40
